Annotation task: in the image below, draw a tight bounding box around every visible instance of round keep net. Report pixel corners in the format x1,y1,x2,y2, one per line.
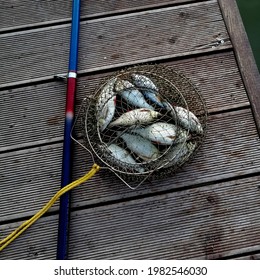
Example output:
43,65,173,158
74,64,207,188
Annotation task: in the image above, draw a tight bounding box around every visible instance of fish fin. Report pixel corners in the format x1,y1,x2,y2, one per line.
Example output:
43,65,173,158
113,96,117,105
108,121,115,127
167,135,176,140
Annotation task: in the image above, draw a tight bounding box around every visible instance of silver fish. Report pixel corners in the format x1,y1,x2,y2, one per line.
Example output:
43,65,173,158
107,143,145,173
115,79,154,110
114,79,134,92
97,96,116,131
109,108,161,127
121,89,155,110
118,132,160,161
175,106,203,134
163,102,203,134
131,73,158,91
131,122,189,145
162,101,177,118
142,89,164,107
96,77,117,111
161,142,197,168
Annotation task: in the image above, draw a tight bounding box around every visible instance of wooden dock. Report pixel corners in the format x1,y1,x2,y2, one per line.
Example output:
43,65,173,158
1,0,260,259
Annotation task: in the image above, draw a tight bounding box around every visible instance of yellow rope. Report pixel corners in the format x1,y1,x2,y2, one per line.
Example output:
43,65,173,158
0,163,100,252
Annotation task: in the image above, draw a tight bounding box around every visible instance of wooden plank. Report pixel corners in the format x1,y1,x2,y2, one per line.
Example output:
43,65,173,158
218,0,260,136
0,143,62,222
69,175,260,259
0,0,208,32
0,1,231,88
1,174,260,259
234,254,260,260
1,109,260,223
0,52,248,151
0,216,58,259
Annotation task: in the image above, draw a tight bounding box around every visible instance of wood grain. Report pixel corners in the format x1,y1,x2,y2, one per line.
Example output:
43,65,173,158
0,52,248,151
1,0,259,261
218,0,260,136
1,109,260,223
0,0,209,32
1,174,260,259
0,1,231,88
0,216,58,259
235,254,260,260
69,175,260,259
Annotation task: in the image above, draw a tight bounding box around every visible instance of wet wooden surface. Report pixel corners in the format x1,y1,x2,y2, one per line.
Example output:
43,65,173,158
1,0,260,259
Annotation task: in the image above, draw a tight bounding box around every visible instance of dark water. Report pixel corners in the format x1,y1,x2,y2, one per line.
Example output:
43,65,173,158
236,0,260,71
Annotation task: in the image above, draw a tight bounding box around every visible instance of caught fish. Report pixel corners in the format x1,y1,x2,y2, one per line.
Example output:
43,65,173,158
109,108,161,127
114,79,134,92
107,143,145,173
161,142,197,168
115,79,154,110
175,106,203,134
96,77,117,111
121,89,154,110
162,101,177,117
142,89,164,107
97,96,116,131
163,102,203,134
130,122,189,145
130,122,177,145
117,132,160,161
131,73,158,91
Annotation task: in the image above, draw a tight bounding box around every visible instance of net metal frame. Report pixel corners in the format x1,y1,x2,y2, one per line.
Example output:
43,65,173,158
73,64,207,189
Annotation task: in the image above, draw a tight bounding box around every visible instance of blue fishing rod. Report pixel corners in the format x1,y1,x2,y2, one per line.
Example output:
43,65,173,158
57,0,81,260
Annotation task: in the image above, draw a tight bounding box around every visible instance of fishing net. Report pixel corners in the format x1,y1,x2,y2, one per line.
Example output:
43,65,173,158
73,64,207,189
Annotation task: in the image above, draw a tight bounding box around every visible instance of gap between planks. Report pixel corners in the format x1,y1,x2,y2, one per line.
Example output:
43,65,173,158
0,0,231,88
0,47,232,91
0,51,249,153
1,174,260,259
218,0,260,136
0,108,260,223
0,0,211,34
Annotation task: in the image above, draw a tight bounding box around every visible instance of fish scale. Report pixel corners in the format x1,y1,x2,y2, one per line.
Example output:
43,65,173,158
161,142,197,168
175,106,203,134
118,132,160,161
130,122,179,146
96,77,117,112
97,96,116,132
131,73,158,91
107,143,145,173
142,89,164,108
132,122,190,145
115,79,154,110
109,108,161,127
163,102,203,135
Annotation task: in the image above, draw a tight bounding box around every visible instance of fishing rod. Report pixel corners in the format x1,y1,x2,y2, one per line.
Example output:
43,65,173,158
0,5,207,254
57,0,81,260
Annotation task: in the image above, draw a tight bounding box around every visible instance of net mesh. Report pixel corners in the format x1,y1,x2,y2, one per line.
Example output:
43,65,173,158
75,64,207,185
